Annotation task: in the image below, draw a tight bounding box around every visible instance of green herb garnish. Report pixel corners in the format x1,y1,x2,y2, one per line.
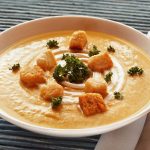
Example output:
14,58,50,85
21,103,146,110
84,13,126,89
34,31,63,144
53,64,66,82
107,46,115,52
9,63,20,72
88,45,100,57
53,54,90,83
62,53,70,60
47,40,59,48
51,96,62,108
104,72,113,83
127,66,143,76
114,92,123,100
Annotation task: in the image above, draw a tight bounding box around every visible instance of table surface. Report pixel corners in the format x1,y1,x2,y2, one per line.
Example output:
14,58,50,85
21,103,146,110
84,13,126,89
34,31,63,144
0,0,150,150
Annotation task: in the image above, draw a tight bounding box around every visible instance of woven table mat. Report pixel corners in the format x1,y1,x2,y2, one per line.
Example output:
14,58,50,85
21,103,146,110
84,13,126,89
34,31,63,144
0,0,150,149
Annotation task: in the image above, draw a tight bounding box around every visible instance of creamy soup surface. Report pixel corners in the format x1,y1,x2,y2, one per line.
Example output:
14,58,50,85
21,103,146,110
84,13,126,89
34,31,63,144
0,31,150,129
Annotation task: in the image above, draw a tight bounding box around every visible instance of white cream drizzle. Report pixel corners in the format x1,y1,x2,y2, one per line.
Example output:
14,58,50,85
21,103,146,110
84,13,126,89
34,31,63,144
62,81,85,89
52,50,125,104
105,57,125,102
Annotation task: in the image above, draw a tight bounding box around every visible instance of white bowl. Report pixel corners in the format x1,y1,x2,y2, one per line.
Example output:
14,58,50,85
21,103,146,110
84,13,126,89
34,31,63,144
0,16,150,137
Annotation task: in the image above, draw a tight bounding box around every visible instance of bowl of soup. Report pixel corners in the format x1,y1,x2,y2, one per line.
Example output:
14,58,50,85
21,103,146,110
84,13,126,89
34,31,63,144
0,16,150,137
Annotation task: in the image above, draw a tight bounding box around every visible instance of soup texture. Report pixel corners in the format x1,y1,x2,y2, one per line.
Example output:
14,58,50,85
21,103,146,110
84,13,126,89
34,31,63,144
0,31,150,129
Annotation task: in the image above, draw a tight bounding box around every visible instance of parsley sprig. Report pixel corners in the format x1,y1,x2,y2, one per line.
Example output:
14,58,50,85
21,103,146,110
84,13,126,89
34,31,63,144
127,66,143,76
47,40,59,49
104,72,113,83
51,96,62,108
88,45,100,57
9,63,20,72
107,46,115,53
114,92,123,100
53,54,90,83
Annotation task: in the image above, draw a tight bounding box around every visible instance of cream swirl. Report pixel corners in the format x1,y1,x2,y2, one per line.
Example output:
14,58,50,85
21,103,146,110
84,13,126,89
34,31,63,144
52,49,125,104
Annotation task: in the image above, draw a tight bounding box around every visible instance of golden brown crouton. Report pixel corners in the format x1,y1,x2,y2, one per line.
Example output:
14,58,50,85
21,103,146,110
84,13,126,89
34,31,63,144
69,30,87,50
79,93,107,116
88,52,113,72
20,65,46,87
84,77,108,98
37,51,56,71
40,80,64,101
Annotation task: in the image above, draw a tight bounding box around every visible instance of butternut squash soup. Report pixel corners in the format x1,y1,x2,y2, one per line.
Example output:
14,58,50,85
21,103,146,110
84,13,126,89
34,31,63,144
0,30,150,129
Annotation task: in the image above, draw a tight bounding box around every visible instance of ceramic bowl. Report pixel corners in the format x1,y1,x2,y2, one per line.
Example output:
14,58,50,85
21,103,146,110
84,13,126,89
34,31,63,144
0,16,150,137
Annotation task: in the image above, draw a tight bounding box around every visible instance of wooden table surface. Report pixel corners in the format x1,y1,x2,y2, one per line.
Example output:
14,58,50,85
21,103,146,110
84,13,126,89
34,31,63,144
0,0,150,149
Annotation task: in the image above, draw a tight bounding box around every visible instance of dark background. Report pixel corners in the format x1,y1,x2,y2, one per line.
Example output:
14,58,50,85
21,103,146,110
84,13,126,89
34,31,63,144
0,0,150,149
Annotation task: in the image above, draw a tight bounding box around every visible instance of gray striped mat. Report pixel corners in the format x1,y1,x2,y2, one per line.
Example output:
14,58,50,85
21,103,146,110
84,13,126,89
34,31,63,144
0,0,150,149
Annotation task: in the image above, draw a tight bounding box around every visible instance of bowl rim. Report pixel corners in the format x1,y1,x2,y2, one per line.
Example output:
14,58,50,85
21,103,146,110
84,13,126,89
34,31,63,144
0,15,150,137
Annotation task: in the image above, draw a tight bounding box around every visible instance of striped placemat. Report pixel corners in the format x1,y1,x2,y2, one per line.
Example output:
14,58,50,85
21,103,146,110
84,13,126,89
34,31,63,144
0,0,150,149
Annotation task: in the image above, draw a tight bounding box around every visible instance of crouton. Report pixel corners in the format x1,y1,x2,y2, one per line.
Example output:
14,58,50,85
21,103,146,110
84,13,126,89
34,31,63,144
84,77,108,98
79,93,107,116
37,51,56,71
20,65,46,87
88,52,113,72
40,80,64,101
69,30,87,50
